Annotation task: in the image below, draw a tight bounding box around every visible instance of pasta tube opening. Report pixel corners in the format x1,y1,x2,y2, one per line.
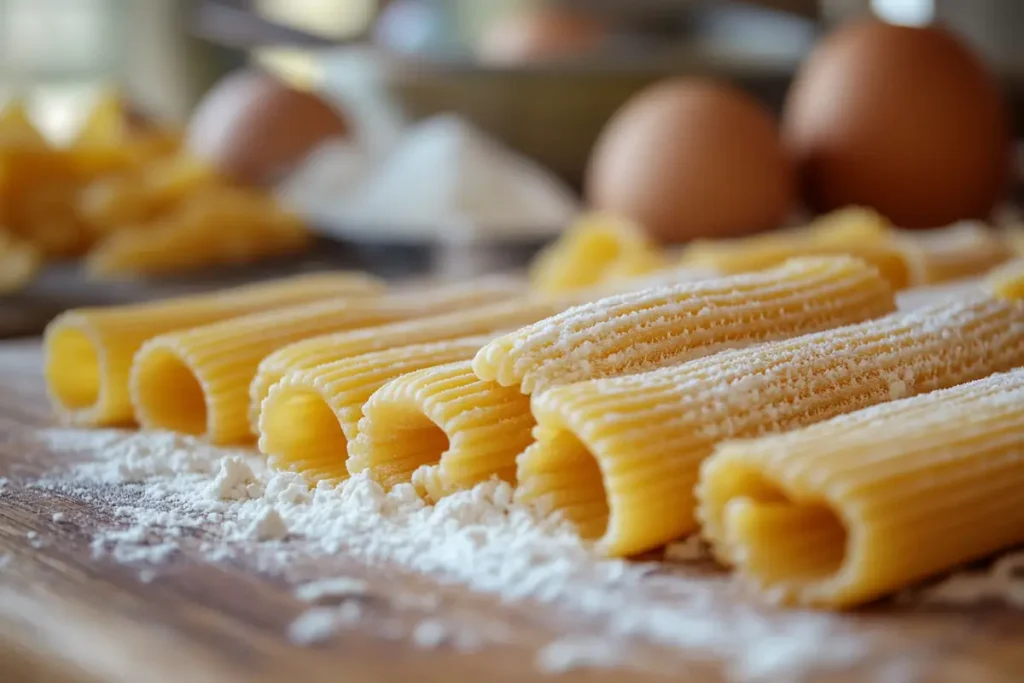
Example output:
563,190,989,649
348,361,533,497
131,346,209,436
259,385,349,480
516,428,611,542
349,398,451,491
46,324,103,412
705,462,849,587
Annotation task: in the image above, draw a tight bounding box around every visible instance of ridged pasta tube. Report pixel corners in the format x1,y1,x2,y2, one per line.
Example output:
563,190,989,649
259,336,493,482
986,259,1024,300
248,296,567,429
517,295,1024,557
353,257,897,500
348,360,533,500
680,207,911,290
43,272,383,426
897,221,1012,286
697,369,1024,608
130,277,522,443
475,256,896,394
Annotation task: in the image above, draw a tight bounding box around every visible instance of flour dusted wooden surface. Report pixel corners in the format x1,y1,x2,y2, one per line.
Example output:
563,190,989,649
1,340,1024,683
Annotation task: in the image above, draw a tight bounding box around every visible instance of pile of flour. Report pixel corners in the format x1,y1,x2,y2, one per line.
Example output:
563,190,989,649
17,427,1019,679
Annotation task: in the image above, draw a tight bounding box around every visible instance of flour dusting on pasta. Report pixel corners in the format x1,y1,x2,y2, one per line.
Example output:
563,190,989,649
15,427,1012,680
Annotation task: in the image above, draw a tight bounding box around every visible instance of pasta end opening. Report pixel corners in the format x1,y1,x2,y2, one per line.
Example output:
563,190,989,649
260,386,348,480
722,483,848,590
133,347,208,436
47,325,102,412
361,404,451,490
521,429,611,542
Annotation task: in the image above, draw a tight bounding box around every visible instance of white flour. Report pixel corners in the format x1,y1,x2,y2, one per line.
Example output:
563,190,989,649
17,427,1019,680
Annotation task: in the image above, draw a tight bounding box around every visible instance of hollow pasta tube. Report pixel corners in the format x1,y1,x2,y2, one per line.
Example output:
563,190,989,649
129,277,522,443
43,271,382,426
697,368,1024,608
517,295,1024,557
259,335,493,482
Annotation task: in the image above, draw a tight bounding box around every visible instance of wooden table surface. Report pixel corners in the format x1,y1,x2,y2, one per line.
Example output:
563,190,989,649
2,340,1024,683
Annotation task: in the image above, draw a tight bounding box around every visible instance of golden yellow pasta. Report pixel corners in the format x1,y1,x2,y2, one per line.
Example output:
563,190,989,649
43,271,382,426
697,368,1024,609
529,213,665,293
260,336,493,483
0,229,40,294
352,257,895,500
85,187,309,277
517,295,1024,557
986,258,1024,301
349,360,533,500
476,256,896,394
130,277,523,443
680,207,910,290
248,295,567,429
896,221,1012,286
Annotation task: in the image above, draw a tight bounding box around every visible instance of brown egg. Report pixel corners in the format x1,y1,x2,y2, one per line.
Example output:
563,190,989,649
586,79,795,243
477,7,607,64
187,70,349,186
783,19,1011,229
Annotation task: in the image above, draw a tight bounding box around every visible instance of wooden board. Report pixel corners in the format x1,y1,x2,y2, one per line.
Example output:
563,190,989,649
2,340,1024,683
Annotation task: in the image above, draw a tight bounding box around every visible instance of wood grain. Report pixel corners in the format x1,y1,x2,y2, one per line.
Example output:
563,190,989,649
1,340,1024,683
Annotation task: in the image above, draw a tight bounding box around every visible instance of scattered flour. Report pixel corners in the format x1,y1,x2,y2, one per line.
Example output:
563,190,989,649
295,577,369,602
51,512,66,523
25,426,1018,680
0,477,8,495
907,551,1024,606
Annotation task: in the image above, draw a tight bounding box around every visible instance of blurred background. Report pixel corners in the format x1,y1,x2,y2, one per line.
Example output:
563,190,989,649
3,0,1024,335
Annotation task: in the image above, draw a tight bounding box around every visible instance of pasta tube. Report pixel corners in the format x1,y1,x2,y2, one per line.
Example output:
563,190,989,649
517,295,1024,557
0,229,40,294
130,277,522,443
43,272,382,427
260,336,492,483
697,369,1024,608
354,257,896,499
529,213,665,293
897,221,1012,286
680,207,910,289
248,296,567,429
986,259,1024,301
349,360,533,500
476,256,896,394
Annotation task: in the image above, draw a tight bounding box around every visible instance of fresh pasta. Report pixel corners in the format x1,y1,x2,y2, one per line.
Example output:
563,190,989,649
476,256,895,394
130,277,522,443
352,257,896,499
259,336,493,482
897,221,1012,286
349,360,532,501
529,213,665,293
248,296,567,429
516,295,1024,557
680,207,911,290
697,368,1024,609
43,272,383,426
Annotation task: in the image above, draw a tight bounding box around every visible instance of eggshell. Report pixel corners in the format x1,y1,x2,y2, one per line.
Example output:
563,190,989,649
586,78,795,243
187,70,349,186
783,19,1011,228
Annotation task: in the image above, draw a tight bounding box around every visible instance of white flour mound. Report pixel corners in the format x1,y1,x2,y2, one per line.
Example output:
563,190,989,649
25,427,1017,680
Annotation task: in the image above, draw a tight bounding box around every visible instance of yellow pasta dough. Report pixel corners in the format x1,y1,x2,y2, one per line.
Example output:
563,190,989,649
680,207,910,290
476,256,895,394
130,277,522,443
349,360,533,501
697,368,1024,608
43,272,383,426
517,295,1024,557
259,335,493,482
896,221,1012,286
248,296,567,430
529,213,665,293
352,257,895,500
